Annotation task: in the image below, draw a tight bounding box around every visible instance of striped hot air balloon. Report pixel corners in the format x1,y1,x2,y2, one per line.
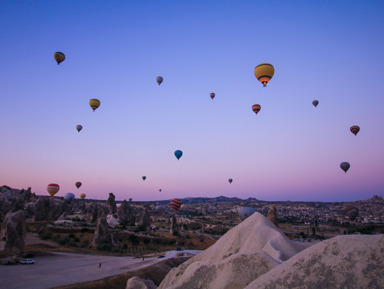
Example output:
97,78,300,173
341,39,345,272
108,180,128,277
252,104,261,115
350,125,360,136
89,99,101,111
47,183,60,197
254,63,274,87
170,198,182,213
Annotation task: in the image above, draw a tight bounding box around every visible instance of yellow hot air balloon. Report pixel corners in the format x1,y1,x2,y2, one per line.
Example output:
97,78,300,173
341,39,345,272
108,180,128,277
89,99,101,111
80,193,86,200
254,63,274,87
54,52,65,65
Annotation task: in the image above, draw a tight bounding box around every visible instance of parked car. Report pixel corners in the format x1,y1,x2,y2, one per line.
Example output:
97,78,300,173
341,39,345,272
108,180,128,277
20,259,35,264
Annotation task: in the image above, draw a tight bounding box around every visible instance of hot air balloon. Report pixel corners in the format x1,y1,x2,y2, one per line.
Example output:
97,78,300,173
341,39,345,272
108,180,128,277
75,182,82,189
210,93,215,100
312,100,319,107
350,125,360,136
54,52,65,65
228,178,233,184
340,162,350,173
174,150,183,160
159,189,162,192
47,183,60,197
170,198,182,213
156,76,163,85
254,63,274,87
80,193,86,200
142,176,146,181
89,99,101,111
252,104,261,115
76,125,83,132
238,207,256,221
64,192,75,203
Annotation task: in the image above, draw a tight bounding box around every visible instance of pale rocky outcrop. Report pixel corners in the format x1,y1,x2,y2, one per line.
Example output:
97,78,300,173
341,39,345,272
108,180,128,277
92,215,111,248
169,215,179,235
267,204,278,226
1,210,26,255
105,192,117,215
159,213,304,289
245,235,384,289
33,197,67,221
126,276,157,289
118,200,135,225
138,209,151,230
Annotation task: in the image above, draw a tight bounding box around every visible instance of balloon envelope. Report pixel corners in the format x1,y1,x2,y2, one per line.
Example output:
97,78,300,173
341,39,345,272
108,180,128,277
76,125,83,132
252,104,261,115
170,198,182,213
64,192,75,203
238,207,256,221
89,99,101,111
350,125,360,136
174,150,183,160
312,100,319,107
156,76,163,85
254,63,274,87
210,93,215,100
142,176,146,181
80,193,86,200
340,162,350,173
228,178,233,184
54,52,65,65
47,183,60,197
75,182,82,189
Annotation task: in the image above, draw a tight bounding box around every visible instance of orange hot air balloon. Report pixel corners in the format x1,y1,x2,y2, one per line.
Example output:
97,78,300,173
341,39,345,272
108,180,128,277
47,183,60,197
210,93,215,100
252,104,261,115
254,63,274,87
170,198,182,213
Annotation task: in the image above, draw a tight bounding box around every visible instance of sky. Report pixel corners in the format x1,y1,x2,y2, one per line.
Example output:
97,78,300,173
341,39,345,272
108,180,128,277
1,1,384,202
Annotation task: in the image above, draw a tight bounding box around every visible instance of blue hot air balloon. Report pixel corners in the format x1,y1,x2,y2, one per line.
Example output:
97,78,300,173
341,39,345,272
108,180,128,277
174,150,183,160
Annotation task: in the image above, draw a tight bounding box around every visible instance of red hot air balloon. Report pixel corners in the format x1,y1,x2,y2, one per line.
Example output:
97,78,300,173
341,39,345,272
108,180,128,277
252,104,261,115
210,93,215,100
170,198,182,213
47,183,60,197
75,182,82,189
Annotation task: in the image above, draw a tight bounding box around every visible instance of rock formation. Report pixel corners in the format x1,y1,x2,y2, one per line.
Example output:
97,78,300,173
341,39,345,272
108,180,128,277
245,235,384,289
33,197,67,221
105,192,117,214
126,276,157,289
85,203,99,223
267,204,278,226
159,213,304,289
1,210,26,255
169,215,179,235
92,214,111,248
138,209,151,230
118,200,135,225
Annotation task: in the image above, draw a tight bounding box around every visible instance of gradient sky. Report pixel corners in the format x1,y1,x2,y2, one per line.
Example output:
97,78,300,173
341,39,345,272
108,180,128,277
1,1,384,202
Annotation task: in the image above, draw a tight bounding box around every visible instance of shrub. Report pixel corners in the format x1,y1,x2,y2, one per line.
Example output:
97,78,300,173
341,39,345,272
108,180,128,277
74,237,80,242
59,237,70,245
97,242,113,251
68,233,75,238
40,232,51,240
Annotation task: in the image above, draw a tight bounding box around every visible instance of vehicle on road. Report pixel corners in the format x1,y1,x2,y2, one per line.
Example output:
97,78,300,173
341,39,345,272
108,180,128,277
20,259,34,264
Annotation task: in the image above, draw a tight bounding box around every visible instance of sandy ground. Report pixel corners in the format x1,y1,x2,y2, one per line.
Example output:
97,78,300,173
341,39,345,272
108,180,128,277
0,252,165,289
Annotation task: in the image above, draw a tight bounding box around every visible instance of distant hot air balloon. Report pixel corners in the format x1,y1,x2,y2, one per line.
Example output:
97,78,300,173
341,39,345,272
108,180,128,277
142,176,146,181
228,178,233,184
312,100,319,107
252,104,261,115
170,198,182,213
64,192,75,203
47,183,60,197
156,76,163,85
238,207,256,221
350,125,360,136
75,182,82,189
80,193,86,200
174,150,183,160
344,206,359,221
210,93,215,100
89,99,101,111
76,125,83,132
340,162,350,173
159,189,162,192
254,63,274,87
54,52,65,65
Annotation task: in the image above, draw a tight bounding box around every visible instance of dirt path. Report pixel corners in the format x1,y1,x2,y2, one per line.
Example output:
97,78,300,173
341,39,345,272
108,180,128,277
0,252,162,289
